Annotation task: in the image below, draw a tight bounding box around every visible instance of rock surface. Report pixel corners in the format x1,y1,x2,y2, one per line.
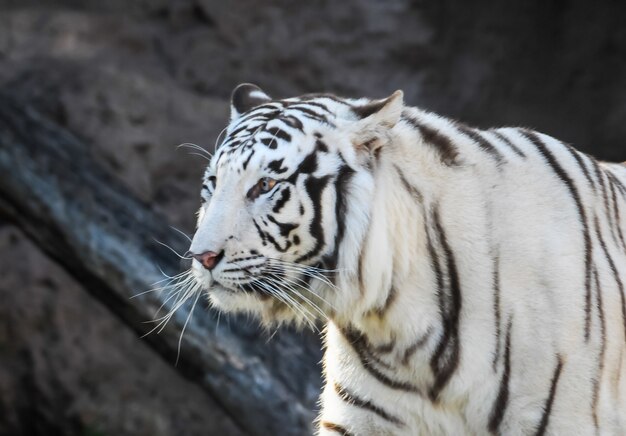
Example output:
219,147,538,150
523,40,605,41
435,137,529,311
0,224,244,436
0,1,624,435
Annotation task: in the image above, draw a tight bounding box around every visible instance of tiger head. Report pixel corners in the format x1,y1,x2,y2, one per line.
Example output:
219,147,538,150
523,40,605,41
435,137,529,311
189,84,404,326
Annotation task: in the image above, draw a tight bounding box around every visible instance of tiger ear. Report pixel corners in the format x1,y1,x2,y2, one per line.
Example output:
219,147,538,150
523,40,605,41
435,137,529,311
351,90,404,153
230,83,272,120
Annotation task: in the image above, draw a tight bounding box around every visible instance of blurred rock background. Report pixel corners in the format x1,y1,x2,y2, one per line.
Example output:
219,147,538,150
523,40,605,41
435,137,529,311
0,1,624,435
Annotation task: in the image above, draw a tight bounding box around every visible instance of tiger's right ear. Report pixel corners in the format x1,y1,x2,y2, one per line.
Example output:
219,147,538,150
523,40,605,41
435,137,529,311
230,83,272,121
350,90,404,154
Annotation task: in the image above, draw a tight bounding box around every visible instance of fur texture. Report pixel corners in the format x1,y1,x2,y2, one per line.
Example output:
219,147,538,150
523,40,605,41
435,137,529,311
189,84,626,435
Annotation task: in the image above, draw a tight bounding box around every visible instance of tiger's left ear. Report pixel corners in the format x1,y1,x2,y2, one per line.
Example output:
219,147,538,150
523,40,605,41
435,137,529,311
351,90,404,153
230,83,272,121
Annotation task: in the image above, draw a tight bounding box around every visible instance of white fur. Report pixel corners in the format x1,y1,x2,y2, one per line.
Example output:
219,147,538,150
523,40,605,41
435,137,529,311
190,89,626,435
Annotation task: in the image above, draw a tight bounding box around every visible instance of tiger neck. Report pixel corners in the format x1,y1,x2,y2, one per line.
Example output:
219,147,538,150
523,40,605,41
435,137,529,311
332,122,445,351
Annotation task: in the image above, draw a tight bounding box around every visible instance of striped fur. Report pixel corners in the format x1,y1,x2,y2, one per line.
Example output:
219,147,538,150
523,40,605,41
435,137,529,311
190,84,626,435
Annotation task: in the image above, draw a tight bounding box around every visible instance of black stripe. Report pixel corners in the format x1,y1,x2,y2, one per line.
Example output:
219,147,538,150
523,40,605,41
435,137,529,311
607,171,626,197
292,101,331,112
492,255,502,371
488,317,513,434
295,175,331,263
429,207,463,401
402,113,458,165
522,130,593,342
535,356,564,436
252,219,267,245
322,162,355,271
591,267,607,430
357,241,366,295
394,164,423,202
490,129,526,158
321,422,354,436
272,187,291,213
341,327,421,392
593,161,614,236
334,382,404,426
316,139,329,153
401,327,433,365
457,125,504,163
594,215,626,341
288,151,318,181
260,137,278,149
280,114,304,132
341,327,394,370
609,178,626,252
266,215,298,237
265,127,292,143
373,285,397,318
564,145,595,189
267,158,288,174
293,108,328,124
300,93,352,105
242,149,255,169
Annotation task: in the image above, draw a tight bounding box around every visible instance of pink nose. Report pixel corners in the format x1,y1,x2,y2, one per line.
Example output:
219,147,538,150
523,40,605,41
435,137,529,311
193,251,222,270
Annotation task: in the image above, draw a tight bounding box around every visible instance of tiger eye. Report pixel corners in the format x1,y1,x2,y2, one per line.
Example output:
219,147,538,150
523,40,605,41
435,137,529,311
247,177,277,200
260,177,277,193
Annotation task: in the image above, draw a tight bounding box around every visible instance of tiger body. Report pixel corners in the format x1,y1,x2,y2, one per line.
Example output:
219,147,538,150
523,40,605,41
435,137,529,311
189,84,626,435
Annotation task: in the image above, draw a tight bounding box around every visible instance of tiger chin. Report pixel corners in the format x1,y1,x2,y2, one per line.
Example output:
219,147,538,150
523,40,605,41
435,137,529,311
188,83,626,435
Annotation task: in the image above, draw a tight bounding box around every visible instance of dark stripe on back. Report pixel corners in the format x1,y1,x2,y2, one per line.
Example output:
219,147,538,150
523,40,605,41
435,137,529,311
490,129,526,158
591,267,607,429
521,129,593,342
402,113,459,165
334,382,404,426
609,179,626,252
593,160,614,235
492,255,502,370
457,125,504,163
488,317,513,434
564,145,595,189
607,171,626,197
535,355,564,436
594,215,626,341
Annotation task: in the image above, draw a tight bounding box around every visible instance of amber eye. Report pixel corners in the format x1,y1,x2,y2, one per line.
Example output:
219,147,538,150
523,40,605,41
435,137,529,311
247,177,277,200
260,177,276,192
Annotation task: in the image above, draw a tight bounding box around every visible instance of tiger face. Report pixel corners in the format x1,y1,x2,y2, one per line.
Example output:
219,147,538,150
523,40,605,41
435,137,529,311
189,84,403,325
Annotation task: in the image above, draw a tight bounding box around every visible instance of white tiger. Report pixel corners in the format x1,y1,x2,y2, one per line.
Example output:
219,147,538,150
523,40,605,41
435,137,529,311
188,83,626,435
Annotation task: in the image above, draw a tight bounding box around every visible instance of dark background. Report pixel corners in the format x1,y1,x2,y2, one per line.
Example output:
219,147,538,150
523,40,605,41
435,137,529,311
0,1,625,435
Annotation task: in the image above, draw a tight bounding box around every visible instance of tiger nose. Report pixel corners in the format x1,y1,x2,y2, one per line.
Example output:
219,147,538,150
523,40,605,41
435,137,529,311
192,250,223,270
